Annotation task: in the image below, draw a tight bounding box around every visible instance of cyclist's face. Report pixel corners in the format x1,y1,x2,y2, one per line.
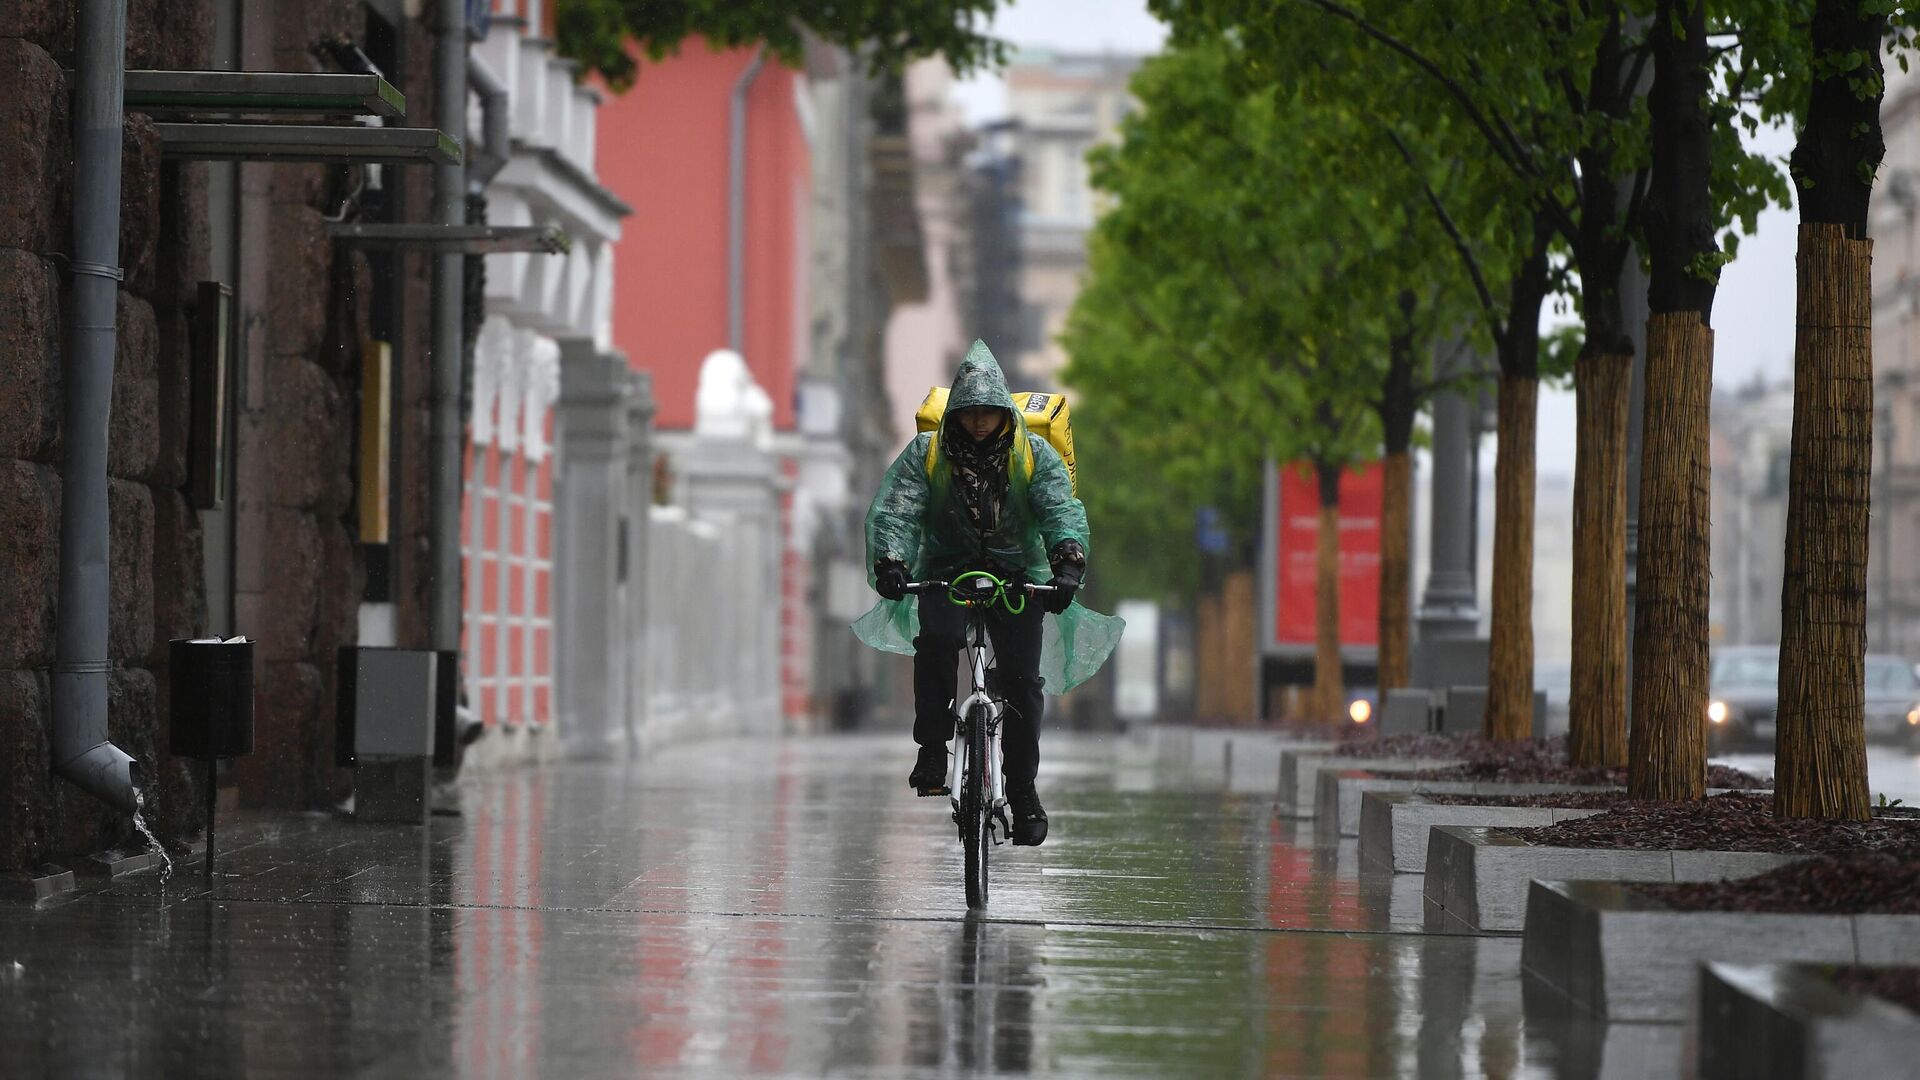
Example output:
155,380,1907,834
954,406,1006,442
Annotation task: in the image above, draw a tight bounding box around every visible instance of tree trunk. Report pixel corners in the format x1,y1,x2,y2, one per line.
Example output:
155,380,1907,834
1626,315,1713,790
1570,352,1631,757
1626,0,1716,790
1485,375,1537,741
1775,224,1874,820
1313,461,1345,723
1378,450,1412,692
1771,0,1886,821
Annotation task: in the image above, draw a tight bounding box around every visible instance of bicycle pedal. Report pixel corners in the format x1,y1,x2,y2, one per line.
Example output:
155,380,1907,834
915,785,950,797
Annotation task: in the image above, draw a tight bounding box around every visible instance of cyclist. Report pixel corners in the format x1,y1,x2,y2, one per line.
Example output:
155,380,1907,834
858,340,1103,847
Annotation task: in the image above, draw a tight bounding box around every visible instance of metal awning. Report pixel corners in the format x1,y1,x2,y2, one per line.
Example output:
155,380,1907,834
126,70,406,118
157,124,460,165
326,223,571,255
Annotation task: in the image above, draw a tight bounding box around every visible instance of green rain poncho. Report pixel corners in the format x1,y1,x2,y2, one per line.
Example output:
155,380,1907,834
854,340,1124,691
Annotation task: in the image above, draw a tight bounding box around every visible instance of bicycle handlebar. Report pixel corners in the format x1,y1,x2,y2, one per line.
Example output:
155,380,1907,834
903,580,1058,594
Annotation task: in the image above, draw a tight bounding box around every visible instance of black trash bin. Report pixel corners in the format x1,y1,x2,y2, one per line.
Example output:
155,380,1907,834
169,638,255,759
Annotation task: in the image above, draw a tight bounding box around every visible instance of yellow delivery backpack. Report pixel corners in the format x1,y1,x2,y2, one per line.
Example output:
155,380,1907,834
915,386,1078,494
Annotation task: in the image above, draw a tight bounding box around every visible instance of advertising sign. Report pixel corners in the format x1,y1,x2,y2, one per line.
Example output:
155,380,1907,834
1270,461,1383,650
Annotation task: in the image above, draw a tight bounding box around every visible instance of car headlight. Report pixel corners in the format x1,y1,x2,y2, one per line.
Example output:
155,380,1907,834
1348,699,1372,724
1707,700,1729,725
1907,706,1920,727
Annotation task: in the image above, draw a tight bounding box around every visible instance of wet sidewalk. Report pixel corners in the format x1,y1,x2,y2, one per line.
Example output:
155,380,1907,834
3,731,1642,1077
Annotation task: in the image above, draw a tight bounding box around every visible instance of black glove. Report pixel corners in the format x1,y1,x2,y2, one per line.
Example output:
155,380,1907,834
1044,540,1085,614
875,559,910,601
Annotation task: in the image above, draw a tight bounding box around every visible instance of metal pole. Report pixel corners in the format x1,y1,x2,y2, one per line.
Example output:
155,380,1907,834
53,0,139,814
1622,253,1649,714
429,0,468,653
203,760,217,888
727,48,768,354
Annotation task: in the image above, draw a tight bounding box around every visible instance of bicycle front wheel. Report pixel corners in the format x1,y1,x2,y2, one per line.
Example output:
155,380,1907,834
962,704,990,909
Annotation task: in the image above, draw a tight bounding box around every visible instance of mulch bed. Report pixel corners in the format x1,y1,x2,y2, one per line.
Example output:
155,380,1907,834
1422,790,1630,809
1830,965,1920,1017
1335,731,1492,758
1396,736,1770,789
1509,793,1920,854
1635,846,1920,914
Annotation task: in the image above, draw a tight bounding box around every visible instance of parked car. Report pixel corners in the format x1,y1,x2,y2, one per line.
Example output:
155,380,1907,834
1863,653,1920,745
1706,646,1919,747
1707,645,1778,748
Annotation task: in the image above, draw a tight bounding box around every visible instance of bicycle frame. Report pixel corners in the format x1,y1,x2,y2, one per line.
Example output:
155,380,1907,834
948,615,1009,842
904,573,1056,853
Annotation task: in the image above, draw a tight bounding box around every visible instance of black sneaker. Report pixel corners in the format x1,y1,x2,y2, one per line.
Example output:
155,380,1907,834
1008,782,1048,846
908,744,949,796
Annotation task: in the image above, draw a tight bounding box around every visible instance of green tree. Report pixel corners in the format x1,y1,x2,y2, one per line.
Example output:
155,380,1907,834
555,0,1010,89
1063,41,1482,715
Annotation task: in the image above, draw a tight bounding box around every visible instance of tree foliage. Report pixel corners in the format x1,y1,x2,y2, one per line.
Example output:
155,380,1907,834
1061,38,1486,602
555,0,1010,91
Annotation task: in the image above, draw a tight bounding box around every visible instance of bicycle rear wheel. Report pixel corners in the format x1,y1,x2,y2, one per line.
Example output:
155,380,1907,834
962,704,990,909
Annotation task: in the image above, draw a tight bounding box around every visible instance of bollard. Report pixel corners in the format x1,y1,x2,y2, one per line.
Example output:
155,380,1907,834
169,637,256,887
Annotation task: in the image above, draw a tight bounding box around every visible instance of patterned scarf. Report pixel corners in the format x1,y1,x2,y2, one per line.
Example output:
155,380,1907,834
945,414,1014,534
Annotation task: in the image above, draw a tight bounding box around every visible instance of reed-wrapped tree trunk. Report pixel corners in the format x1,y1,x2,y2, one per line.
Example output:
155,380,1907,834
1774,0,1885,821
1313,460,1345,722
1378,450,1412,692
1776,223,1874,819
1486,374,1537,740
1569,351,1631,755
1627,315,1713,789
1626,0,1716,792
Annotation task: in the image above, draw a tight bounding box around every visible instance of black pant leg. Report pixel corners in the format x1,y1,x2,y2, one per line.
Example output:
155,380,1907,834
988,602,1046,786
913,592,965,748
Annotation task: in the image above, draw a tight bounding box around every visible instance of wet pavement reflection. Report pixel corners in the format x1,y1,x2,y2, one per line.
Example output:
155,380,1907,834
3,732,1664,1077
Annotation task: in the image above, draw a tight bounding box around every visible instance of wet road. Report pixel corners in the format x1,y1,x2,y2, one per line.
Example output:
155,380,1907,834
1713,743,1920,804
5,732,1644,1078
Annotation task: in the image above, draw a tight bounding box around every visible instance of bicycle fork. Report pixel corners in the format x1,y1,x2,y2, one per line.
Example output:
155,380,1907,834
949,643,1010,842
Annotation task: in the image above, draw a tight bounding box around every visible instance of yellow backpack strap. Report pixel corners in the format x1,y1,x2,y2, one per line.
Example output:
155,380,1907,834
924,431,939,479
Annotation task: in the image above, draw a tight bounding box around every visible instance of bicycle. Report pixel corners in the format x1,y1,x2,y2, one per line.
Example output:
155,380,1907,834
904,572,1058,910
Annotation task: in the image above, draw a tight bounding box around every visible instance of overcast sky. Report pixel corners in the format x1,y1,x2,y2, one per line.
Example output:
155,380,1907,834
953,0,1802,479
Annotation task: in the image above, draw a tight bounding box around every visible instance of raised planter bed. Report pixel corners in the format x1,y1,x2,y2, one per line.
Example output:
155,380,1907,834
1698,963,1920,1080
1521,879,1920,1022
1320,769,1614,838
1358,791,1610,873
1422,826,1801,932
1277,750,1464,818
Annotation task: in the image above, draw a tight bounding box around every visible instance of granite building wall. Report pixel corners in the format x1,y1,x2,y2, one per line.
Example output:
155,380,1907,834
0,0,437,874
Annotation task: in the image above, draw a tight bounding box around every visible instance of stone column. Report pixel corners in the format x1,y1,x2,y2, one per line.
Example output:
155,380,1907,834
1418,358,1480,640
677,439,784,732
554,341,630,758
623,372,656,752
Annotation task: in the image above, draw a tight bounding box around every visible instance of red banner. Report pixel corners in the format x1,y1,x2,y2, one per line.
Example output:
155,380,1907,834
1273,461,1382,648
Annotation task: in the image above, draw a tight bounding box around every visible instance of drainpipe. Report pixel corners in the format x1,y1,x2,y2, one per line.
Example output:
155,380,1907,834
54,0,140,813
430,0,469,653
727,48,767,353
467,54,510,189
